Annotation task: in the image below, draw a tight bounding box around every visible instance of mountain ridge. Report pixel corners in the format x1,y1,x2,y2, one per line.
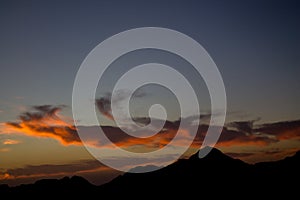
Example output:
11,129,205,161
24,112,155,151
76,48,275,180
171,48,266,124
1,148,299,197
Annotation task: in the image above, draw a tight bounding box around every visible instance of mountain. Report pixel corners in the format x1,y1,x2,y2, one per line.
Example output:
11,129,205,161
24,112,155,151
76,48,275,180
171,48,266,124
99,148,299,198
100,147,252,197
1,148,299,198
0,176,97,197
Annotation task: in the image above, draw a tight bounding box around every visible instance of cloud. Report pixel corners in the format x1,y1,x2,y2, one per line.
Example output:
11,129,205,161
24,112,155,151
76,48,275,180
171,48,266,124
2,104,300,153
214,120,300,147
95,90,147,121
77,124,178,151
112,128,177,150
216,126,277,147
227,119,259,134
101,154,179,170
0,148,10,152
78,118,300,152
0,159,108,181
3,139,21,145
255,120,300,140
5,160,105,177
96,96,114,120
167,121,275,149
3,105,81,145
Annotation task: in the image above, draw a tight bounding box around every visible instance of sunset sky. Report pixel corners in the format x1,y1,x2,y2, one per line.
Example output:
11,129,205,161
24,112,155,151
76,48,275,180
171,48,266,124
0,0,299,186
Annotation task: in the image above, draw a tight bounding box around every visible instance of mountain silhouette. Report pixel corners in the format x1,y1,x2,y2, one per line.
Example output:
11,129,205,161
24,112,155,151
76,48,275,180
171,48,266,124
0,176,97,197
1,148,299,198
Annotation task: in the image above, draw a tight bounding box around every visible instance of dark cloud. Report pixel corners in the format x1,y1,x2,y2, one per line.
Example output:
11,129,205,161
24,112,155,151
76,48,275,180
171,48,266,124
215,119,300,147
263,150,282,155
95,90,147,121
131,117,178,129
96,96,113,120
227,119,258,134
254,120,300,140
132,117,151,126
5,122,22,129
216,126,277,147
19,105,62,122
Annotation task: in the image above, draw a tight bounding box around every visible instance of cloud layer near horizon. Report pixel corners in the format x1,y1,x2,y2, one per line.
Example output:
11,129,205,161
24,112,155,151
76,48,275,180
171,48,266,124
1,105,300,152
0,159,113,185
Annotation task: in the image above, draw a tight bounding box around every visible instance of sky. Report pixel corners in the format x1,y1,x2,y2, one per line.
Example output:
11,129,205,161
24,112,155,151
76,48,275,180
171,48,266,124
0,0,299,186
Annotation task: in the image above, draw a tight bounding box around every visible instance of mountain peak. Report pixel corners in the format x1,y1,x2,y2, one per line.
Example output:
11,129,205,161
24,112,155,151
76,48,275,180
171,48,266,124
190,146,231,161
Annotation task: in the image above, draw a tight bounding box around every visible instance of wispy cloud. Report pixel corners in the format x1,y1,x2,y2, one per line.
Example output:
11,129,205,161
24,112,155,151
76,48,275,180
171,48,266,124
227,119,259,134
0,148,10,152
217,119,300,147
224,148,300,164
0,159,107,181
255,120,300,140
215,126,277,147
3,139,21,145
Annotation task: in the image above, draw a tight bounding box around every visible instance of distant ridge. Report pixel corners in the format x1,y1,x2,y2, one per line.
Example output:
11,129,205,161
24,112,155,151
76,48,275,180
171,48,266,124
1,148,299,198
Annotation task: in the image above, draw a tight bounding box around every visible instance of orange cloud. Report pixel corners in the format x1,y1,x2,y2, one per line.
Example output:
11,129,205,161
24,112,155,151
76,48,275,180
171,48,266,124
3,105,81,145
0,148,10,152
3,139,21,145
0,173,11,180
113,129,176,150
277,128,300,140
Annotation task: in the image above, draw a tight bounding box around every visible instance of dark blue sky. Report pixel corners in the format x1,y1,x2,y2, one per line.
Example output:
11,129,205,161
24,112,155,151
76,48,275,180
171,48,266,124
0,0,299,123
